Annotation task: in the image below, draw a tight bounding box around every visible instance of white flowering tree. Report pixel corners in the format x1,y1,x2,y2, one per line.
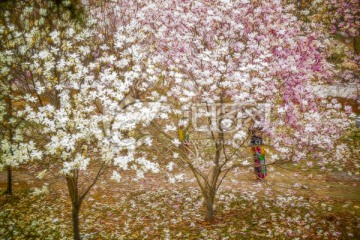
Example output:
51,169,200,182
0,2,46,195
141,0,354,222
0,78,41,195
1,1,161,239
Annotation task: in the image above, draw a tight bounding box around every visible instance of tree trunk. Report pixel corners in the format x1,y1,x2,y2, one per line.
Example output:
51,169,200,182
66,165,104,240
6,166,12,195
204,195,215,222
354,36,360,55
66,174,82,240
72,204,81,240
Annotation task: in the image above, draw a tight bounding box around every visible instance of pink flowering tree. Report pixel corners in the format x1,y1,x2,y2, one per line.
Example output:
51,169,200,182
324,0,359,86
285,0,359,172
285,0,360,84
141,0,353,221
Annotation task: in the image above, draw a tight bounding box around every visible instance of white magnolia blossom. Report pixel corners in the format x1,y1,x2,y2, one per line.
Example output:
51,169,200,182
166,162,175,172
172,139,181,147
111,170,122,182
1,1,162,181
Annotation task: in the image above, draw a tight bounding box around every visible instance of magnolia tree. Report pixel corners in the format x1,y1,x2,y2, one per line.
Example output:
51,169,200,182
285,0,360,84
284,0,359,172
1,1,161,239
0,81,41,195
140,0,354,221
0,2,45,195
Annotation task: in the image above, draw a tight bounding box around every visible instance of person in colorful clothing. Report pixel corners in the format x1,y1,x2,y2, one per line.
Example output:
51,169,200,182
251,132,266,180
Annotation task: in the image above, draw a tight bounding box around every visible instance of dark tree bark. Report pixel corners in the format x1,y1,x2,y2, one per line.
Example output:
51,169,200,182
66,173,82,240
6,166,12,195
66,164,105,240
354,36,360,55
71,203,81,240
204,193,215,222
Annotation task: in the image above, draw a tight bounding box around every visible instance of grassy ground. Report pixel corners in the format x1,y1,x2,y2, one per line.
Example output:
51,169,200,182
0,165,359,239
